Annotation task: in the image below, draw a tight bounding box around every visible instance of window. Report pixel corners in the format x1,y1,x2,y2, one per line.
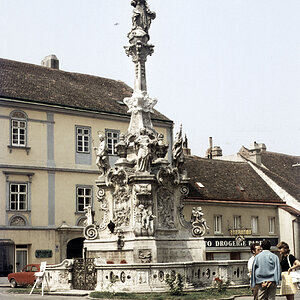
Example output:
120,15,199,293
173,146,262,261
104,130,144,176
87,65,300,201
233,216,241,229
214,215,222,234
269,217,275,234
251,216,258,234
106,130,119,155
31,266,38,272
76,186,92,212
10,111,27,147
76,127,90,153
9,183,27,211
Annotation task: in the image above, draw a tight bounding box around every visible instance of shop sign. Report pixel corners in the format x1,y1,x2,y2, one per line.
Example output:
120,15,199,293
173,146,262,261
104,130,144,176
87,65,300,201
35,250,52,258
205,237,278,248
229,229,252,236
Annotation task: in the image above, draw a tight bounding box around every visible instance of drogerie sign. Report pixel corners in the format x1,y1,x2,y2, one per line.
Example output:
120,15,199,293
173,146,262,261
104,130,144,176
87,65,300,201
205,237,278,248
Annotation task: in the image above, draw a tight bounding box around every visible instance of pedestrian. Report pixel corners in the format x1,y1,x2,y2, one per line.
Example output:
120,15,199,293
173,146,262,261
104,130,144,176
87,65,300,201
251,239,281,300
248,242,262,300
277,241,300,300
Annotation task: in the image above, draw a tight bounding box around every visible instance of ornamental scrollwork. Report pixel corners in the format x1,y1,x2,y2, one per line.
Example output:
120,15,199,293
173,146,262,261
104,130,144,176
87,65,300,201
190,207,209,235
84,224,98,240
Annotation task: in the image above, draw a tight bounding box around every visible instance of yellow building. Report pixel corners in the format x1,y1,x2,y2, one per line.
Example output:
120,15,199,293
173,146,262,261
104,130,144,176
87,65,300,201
0,56,173,275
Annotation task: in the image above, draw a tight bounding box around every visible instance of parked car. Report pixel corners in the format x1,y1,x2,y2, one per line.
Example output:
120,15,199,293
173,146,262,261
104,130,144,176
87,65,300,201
8,264,40,288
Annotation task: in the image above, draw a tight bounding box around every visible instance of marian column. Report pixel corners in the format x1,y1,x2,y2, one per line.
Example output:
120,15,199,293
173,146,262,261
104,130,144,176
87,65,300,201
83,0,206,266
124,0,157,134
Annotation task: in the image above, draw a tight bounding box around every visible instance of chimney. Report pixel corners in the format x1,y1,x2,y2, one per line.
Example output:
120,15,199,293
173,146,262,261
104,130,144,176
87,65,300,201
206,137,222,158
41,55,59,70
248,142,266,165
211,146,223,157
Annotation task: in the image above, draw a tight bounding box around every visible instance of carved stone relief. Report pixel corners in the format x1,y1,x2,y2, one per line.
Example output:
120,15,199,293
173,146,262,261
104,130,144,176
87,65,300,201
96,188,109,231
177,186,192,229
113,207,131,228
138,249,152,263
134,183,151,195
10,215,26,226
157,166,179,186
157,187,175,229
133,201,155,236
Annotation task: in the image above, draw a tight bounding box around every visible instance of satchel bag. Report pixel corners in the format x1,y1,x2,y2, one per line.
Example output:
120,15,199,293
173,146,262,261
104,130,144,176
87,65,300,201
287,255,300,283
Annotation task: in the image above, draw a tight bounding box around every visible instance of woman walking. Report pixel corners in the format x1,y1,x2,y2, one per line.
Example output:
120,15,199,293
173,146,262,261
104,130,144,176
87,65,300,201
277,241,300,300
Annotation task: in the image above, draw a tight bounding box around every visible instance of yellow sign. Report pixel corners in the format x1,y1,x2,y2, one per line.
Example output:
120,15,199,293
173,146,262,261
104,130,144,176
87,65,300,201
229,229,252,236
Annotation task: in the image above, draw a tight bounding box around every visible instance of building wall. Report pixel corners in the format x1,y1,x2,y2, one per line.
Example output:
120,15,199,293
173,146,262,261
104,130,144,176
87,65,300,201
183,202,279,260
0,102,172,272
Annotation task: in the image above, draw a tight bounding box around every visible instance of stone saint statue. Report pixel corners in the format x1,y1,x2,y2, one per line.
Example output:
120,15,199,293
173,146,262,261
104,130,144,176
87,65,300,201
138,204,154,232
94,133,110,176
172,125,184,168
84,205,93,226
135,129,153,172
131,0,156,34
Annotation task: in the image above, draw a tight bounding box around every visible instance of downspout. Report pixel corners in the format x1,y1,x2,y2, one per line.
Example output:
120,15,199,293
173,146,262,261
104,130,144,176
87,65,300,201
292,216,300,258
292,218,296,255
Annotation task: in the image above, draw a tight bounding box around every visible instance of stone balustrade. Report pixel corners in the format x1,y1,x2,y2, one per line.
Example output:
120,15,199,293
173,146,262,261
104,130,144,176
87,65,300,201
45,259,249,292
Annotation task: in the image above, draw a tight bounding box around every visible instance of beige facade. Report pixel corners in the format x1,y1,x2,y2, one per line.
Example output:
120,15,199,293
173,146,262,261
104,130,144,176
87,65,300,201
0,100,172,275
183,201,280,260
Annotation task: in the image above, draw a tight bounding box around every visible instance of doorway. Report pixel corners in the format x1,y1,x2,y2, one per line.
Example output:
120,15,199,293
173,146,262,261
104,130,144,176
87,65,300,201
16,248,27,272
66,238,84,259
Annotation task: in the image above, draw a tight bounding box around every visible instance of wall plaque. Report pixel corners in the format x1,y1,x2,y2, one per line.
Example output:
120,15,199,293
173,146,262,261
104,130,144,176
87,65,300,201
35,250,52,258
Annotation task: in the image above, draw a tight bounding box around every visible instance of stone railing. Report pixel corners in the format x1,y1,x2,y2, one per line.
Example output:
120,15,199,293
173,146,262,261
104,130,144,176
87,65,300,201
94,260,248,292
46,259,248,293
45,259,73,291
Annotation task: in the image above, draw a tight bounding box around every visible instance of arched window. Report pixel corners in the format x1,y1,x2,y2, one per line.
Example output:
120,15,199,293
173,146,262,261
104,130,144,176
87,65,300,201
10,111,27,147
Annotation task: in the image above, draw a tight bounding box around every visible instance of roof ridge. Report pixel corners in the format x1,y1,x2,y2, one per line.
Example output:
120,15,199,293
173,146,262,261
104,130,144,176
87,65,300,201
252,160,300,193
264,151,300,159
0,57,131,87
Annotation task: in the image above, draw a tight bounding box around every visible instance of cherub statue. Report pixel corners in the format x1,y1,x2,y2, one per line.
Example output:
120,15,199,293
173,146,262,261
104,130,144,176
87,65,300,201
191,207,209,237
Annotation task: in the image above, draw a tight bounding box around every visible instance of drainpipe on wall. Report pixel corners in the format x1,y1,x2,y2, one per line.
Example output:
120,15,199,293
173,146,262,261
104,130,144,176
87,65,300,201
292,217,300,258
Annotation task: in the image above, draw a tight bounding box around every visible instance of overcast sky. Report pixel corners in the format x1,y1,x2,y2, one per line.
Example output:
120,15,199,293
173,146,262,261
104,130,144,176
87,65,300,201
1,0,299,157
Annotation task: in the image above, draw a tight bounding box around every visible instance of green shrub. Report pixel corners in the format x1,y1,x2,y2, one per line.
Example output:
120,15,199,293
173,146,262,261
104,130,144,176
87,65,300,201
165,272,184,296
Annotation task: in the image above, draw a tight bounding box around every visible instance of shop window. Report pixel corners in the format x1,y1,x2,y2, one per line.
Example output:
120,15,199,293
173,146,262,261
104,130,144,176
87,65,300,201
251,216,259,234
214,215,222,234
233,216,241,229
206,253,214,260
106,129,119,155
269,217,275,234
76,186,93,213
230,252,241,260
